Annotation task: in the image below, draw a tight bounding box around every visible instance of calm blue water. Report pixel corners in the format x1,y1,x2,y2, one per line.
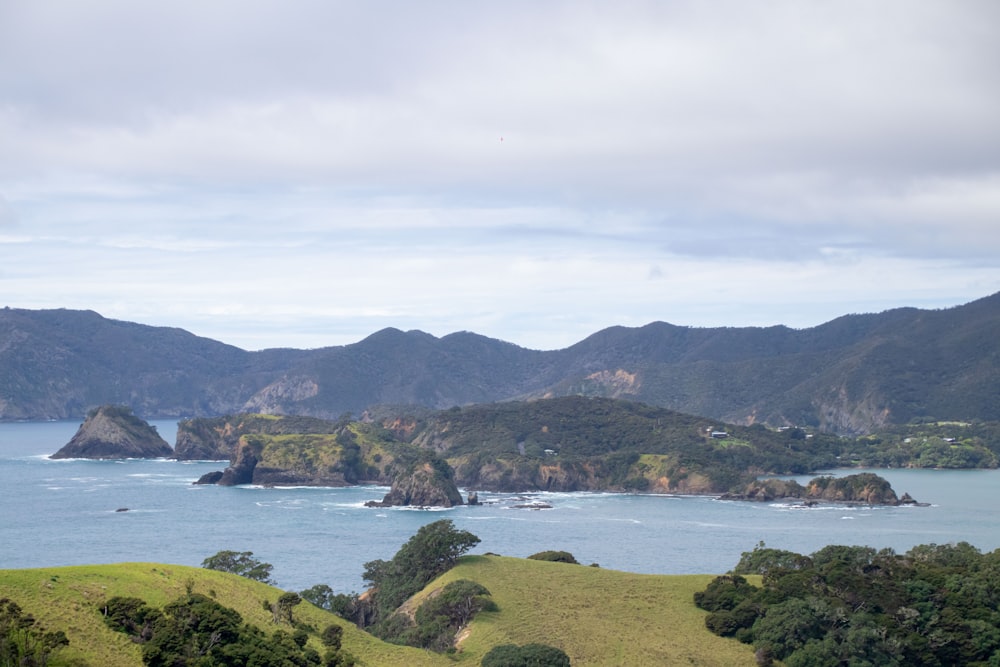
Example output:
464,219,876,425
2,420,999,594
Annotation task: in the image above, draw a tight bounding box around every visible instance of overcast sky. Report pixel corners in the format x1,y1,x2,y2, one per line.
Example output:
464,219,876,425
2,1,998,351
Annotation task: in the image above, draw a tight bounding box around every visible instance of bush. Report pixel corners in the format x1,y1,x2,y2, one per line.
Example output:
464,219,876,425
527,551,579,564
481,642,571,666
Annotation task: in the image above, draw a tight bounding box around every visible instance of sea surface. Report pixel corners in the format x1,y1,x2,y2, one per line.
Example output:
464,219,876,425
2,420,999,594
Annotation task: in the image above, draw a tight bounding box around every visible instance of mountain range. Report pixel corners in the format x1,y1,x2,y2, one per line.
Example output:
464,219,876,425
1,292,998,433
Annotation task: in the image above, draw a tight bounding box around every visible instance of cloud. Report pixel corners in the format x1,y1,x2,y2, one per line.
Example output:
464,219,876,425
0,1,997,348
0,195,17,228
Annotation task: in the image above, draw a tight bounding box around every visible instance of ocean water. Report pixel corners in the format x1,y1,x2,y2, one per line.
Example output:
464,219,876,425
2,420,999,594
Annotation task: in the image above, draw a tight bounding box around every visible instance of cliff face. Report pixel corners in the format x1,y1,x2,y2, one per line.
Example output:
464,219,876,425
50,405,172,459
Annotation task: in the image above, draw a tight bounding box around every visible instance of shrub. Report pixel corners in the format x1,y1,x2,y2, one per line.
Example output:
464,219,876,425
527,551,579,564
481,642,572,666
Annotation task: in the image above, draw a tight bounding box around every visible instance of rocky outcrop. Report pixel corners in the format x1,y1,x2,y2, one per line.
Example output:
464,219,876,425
50,405,172,459
366,462,464,508
720,472,912,505
216,439,259,486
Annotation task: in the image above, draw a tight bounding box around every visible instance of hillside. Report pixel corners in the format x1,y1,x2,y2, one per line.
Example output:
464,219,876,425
0,559,755,666
2,293,998,433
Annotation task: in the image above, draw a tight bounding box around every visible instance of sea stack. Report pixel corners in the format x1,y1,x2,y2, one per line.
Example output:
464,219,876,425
51,405,173,459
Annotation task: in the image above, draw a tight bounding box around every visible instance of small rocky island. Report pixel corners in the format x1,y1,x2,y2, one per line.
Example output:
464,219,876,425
364,460,465,508
50,405,172,459
719,472,921,506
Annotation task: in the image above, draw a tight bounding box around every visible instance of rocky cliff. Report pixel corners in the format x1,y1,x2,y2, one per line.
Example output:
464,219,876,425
365,461,465,508
50,405,173,459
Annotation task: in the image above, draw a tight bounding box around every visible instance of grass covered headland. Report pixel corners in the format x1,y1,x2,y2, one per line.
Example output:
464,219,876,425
0,557,755,666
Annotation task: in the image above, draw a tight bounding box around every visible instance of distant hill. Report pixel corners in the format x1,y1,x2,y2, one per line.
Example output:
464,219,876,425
1,293,998,433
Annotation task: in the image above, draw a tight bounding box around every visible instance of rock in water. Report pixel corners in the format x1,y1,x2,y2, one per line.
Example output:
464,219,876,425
367,461,465,508
50,405,173,459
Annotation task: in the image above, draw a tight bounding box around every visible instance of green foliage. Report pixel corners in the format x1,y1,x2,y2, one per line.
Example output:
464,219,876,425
697,541,1000,665
300,584,335,611
0,597,70,667
101,593,326,667
383,579,498,651
202,550,274,584
363,520,480,629
480,642,572,666
375,579,496,652
100,596,161,642
526,551,579,564
320,624,343,649
733,542,812,577
407,396,854,493
267,592,302,624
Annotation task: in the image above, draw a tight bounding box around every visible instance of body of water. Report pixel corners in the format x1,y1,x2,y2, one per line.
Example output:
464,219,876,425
2,420,999,593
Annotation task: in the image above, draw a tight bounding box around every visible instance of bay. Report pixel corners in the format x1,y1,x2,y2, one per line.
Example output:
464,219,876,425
2,420,999,594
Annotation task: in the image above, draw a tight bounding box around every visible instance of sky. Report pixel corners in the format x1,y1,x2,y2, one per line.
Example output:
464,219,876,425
1,1,998,351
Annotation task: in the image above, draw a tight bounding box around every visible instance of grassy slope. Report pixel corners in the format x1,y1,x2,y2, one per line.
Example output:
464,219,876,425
0,563,441,667
0,558,756,667
422,555,756,667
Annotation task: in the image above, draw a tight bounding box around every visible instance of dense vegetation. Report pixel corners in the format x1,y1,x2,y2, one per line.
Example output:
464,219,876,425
100,592,355,667
359,520,482,641
403,396,847,493
696,541,1000,665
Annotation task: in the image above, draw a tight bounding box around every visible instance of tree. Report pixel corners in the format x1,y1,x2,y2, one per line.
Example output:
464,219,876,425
0,598,70,667
481,642,572,666
363,519,480,626
270,592,301,624
300,584,335,610
202,550,274,584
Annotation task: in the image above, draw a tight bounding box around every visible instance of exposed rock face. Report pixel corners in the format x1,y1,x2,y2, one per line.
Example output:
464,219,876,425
720,472,910,505
366,462,464,508
217,439,259,486
50,405,172,459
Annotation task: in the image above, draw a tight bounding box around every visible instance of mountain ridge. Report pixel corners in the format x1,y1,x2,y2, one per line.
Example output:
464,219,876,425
2,293,998,433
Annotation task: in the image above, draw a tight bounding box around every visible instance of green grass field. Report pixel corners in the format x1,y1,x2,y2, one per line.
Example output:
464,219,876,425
1,558,756,666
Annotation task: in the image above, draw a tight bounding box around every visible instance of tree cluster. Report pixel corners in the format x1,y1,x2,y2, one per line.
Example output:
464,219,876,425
100,593,354,667
361,519,480,631
201,550,274,584
376,579,497,651
695,541,1000,666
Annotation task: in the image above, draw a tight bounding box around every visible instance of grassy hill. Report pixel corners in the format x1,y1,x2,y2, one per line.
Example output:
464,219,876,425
0,558,755,666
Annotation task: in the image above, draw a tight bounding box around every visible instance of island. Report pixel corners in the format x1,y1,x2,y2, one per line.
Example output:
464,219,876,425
50,405,173,459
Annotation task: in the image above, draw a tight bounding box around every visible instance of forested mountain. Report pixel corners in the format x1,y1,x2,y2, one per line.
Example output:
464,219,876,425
1,292,998,433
